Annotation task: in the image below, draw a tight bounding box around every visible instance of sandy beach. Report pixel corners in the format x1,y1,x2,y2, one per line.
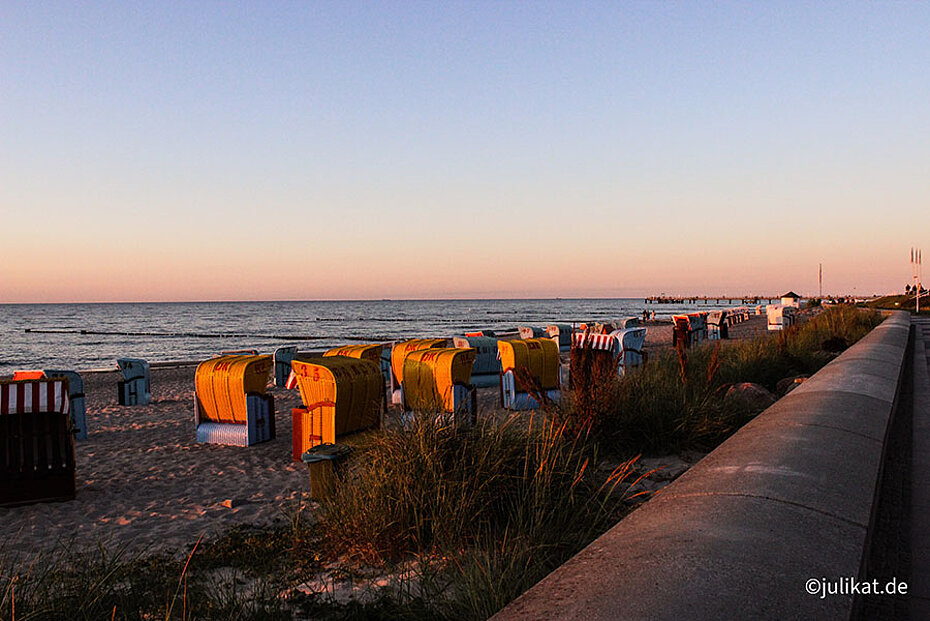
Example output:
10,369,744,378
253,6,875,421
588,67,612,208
1,314,769,558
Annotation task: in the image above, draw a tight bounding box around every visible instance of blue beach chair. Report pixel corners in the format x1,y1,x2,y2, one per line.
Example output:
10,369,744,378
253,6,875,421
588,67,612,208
44,369,88,440
273,346,299,388
452,336,502,388
116,358,151,405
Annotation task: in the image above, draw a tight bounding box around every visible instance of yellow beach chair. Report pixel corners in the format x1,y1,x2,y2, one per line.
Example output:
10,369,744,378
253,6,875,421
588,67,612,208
388,338,447,405
290,357,383,460
498,338,561,410
194,354,275,446
402,347,477,424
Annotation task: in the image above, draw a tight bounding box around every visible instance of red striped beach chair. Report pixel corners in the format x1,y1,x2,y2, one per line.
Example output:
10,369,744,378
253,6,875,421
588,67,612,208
572,328,648,377
0,378,76,506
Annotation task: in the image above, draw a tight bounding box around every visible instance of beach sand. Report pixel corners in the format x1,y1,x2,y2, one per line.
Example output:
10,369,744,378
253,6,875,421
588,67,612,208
1,367,310,557
0,314,769,558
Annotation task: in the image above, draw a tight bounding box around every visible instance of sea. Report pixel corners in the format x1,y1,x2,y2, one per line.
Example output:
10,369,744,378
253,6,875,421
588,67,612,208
0,299,743,375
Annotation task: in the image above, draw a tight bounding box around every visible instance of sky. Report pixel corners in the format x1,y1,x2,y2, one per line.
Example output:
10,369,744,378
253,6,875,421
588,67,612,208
2,1,928,302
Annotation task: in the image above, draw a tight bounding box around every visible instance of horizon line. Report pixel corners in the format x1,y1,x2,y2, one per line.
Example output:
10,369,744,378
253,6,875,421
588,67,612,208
1,293,852,306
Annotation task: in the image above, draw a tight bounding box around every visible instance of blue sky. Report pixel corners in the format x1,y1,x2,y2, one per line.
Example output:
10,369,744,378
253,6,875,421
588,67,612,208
2,2,928,301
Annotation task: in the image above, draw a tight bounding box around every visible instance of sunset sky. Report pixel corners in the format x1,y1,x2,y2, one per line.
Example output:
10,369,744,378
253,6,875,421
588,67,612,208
2,2,928,302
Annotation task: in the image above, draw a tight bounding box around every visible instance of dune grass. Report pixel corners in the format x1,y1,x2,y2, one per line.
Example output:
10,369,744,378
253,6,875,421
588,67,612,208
313,415,640,619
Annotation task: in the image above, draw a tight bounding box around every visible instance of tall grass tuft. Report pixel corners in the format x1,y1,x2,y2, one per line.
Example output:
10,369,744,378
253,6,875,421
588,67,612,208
313,415,637,617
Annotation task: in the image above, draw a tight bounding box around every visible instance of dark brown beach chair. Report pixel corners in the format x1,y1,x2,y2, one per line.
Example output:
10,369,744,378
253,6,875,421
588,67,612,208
0,378,76,506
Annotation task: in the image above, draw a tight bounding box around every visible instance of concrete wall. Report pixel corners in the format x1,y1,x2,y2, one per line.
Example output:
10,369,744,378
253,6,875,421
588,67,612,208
493,311,911,621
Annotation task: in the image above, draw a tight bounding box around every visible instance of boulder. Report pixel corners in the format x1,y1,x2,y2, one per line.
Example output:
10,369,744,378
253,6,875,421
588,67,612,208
821,335,848,353
776,375,809,396
724,382,777,413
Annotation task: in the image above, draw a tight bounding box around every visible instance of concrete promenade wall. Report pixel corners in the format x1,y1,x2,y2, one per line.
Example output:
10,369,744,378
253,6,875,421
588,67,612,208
493,311,912,620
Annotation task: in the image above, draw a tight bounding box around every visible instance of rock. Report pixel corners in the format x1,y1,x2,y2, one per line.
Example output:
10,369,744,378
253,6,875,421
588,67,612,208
637,456,691,482
821,335,847,353
724,382,776,413
776,375,809,396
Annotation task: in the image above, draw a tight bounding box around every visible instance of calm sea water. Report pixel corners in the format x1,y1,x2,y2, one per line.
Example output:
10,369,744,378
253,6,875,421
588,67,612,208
0,299,741,374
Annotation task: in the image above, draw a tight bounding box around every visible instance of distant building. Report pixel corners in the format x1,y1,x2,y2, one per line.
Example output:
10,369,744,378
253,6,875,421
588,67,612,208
780,291,801,307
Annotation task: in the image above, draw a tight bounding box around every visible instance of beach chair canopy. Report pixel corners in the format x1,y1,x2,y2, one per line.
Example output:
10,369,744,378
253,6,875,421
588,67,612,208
12,370,46,381
273,345,298,360
619,317,641,329
116,358,149,381
403,348,476,412
324,343,384,362
687,312,707,330
195,355,272,424
1,377,71,415
390,339,447,385
498,338,560,391
572,328,646,356
290,357,382,437
611,328,647,357
707,310,728,326
518,326,546,340
545,324,573,347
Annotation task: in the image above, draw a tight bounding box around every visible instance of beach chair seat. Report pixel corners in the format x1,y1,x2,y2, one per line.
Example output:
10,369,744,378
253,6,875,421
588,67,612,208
401,348,477,424
116,358,151,405
498,338,561,411
290,357,383,461
194,355,275,446
273,346,299,388
452,336,501,387
389,339,448,405
0,378,75,506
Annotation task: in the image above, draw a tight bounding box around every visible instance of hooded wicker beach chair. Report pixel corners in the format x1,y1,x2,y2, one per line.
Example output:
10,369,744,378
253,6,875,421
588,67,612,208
672,313,708,349
498,338,561,410
273,346,299,388
1,377,75,506
13,370,88,440
402,348,477,424
518,326,546,339
388,339,448,405
451,336,501,387
116,358,151,405
289,357,383,461
707,310,730,340
766,304,798,331
545,324,573,353
571,328,648,377
193,354,275,446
